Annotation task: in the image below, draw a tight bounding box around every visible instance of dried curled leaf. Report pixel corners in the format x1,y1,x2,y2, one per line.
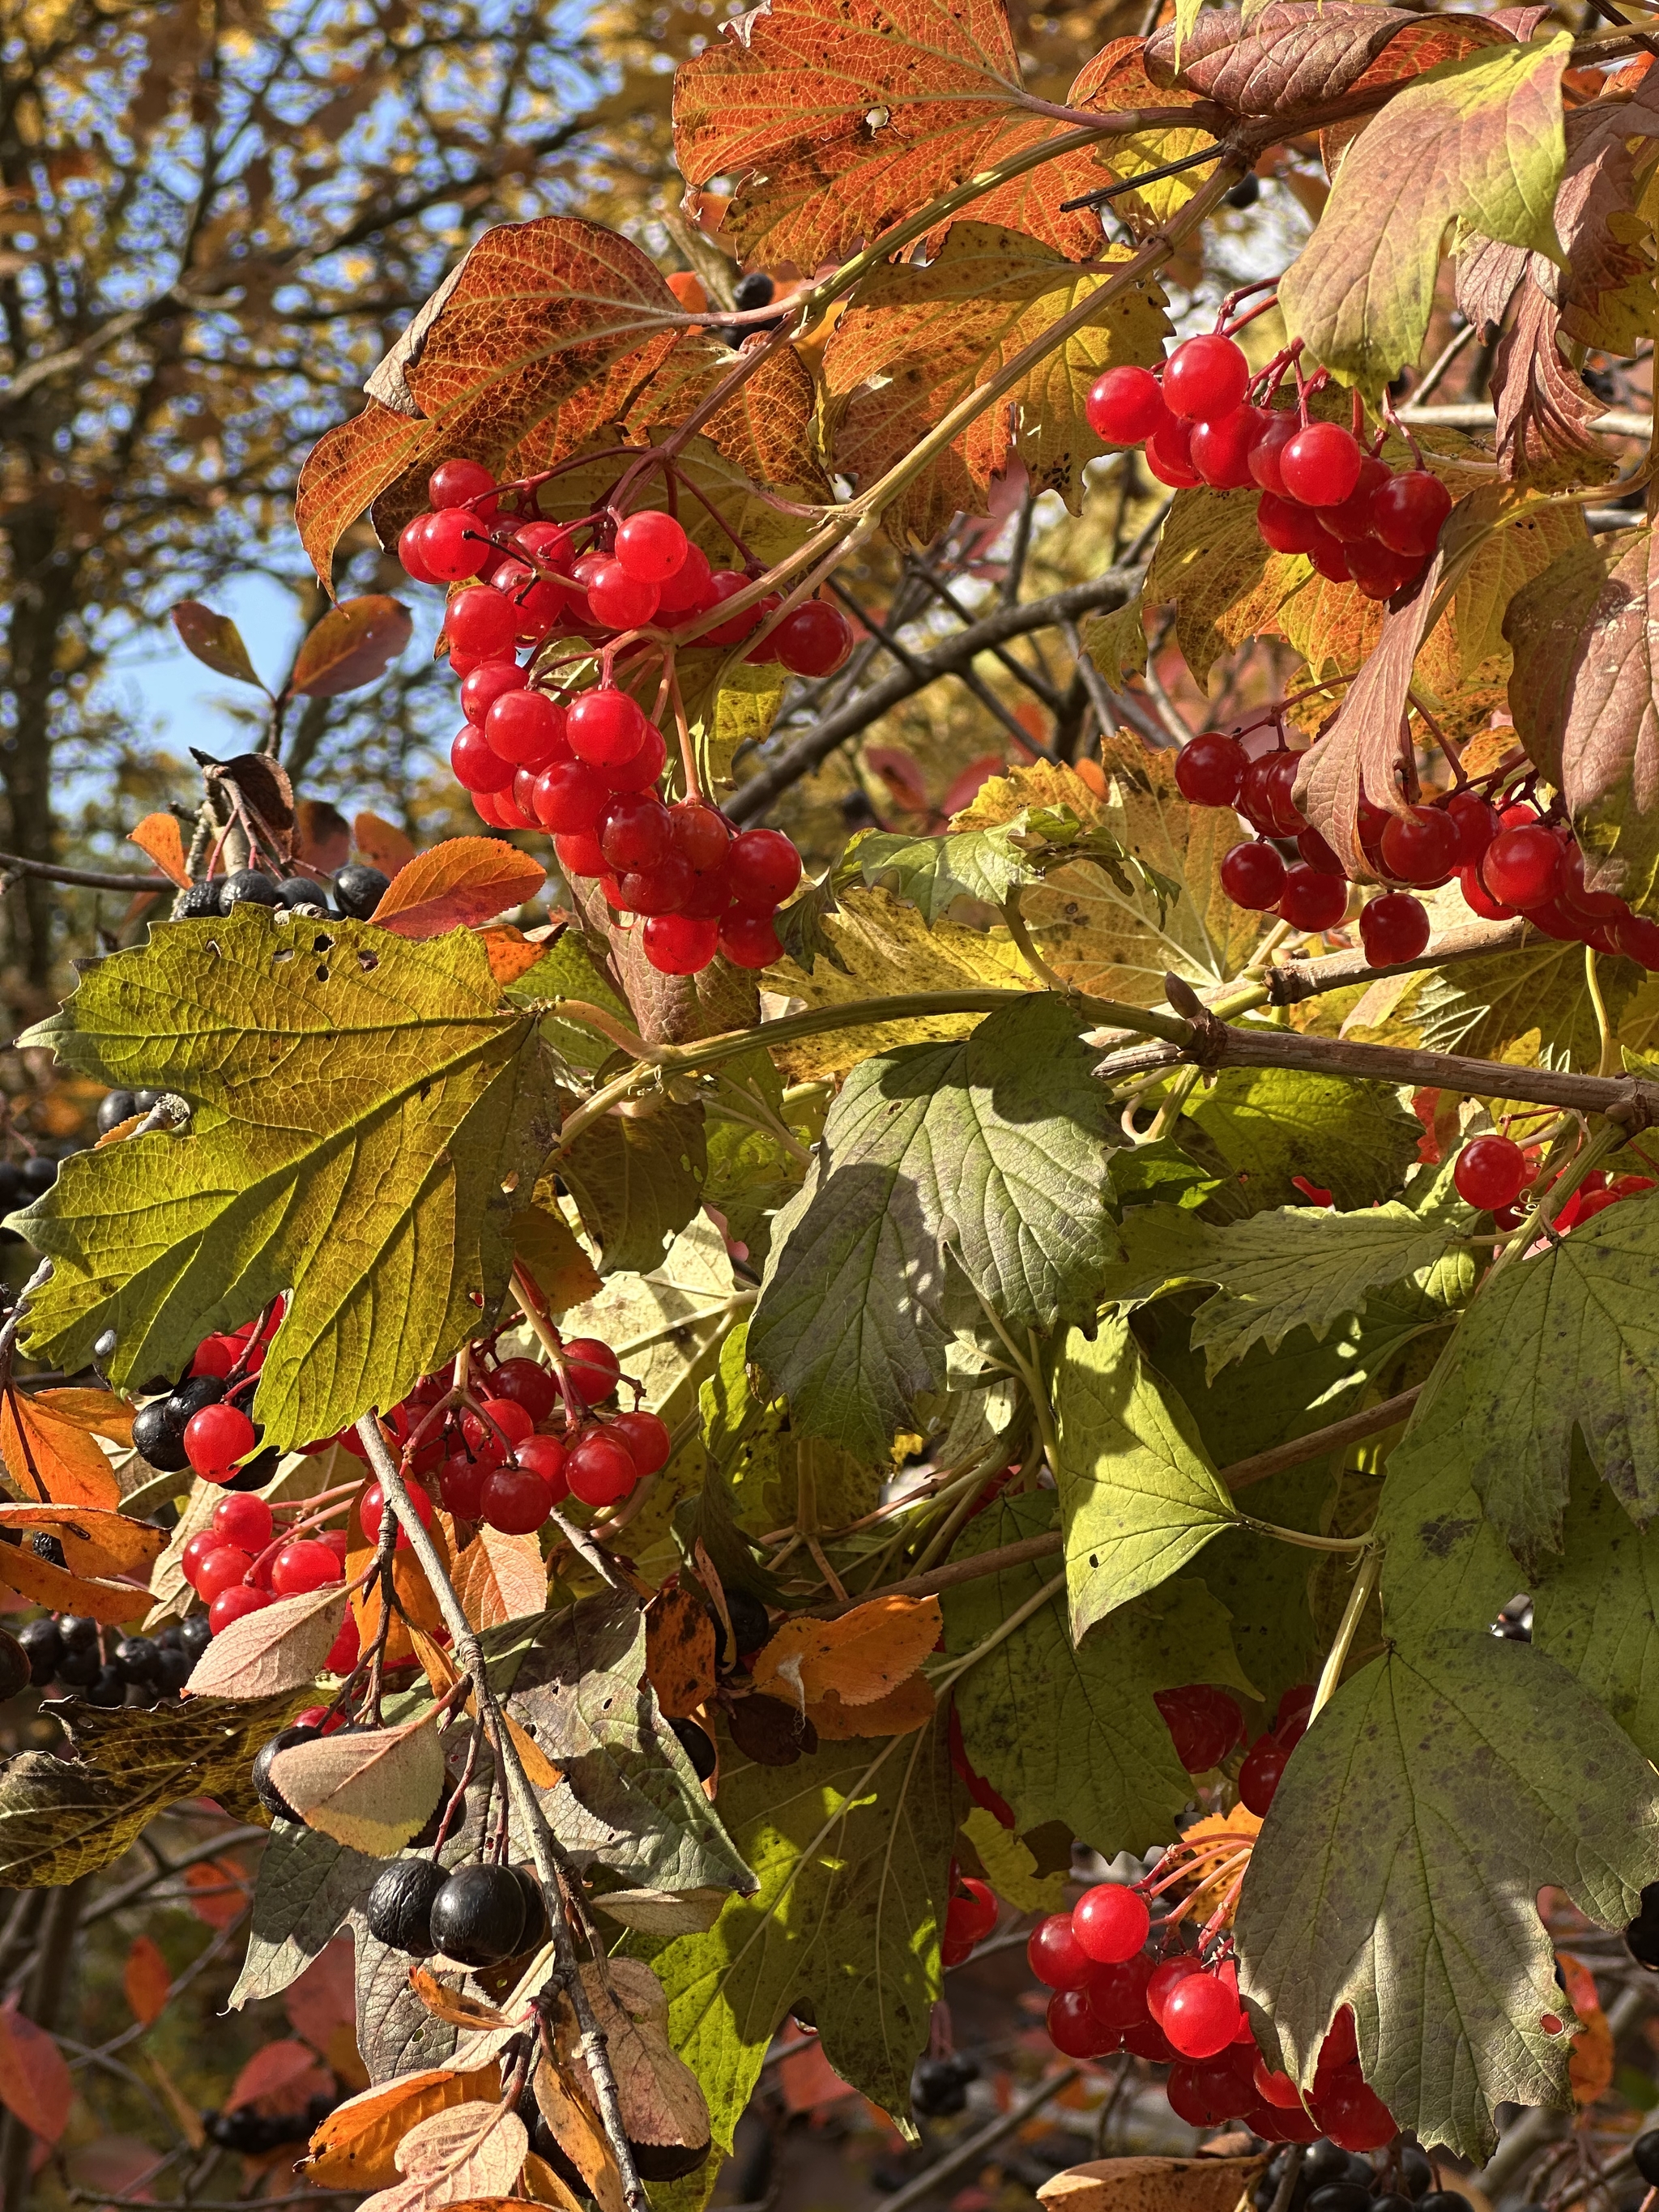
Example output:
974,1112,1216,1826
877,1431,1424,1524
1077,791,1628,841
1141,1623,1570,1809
557,1959,712,2154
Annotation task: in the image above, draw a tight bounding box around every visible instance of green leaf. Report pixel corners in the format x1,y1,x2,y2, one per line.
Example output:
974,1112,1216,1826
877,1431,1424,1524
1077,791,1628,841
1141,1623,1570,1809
13,912,552,1451
229,1823,381,2006
1533,1444,1659,1763
750,996,1118,1457
1094,1202,1470,1378
1280,36,1571,397
944,1494,1252,1852
633,1715,957,2150
561,1099,708,1276
1081,596,1149,693
0,1690,300,1887
1181,1063,1422,1217
1235,1629,1659,2155
1053,1313,1237,1634
508,927,631,1076
510,1591,754,1894
837,807,1143,927
1397,938,1639,1071
702,1052,808,1268
1384,1191,1659,1571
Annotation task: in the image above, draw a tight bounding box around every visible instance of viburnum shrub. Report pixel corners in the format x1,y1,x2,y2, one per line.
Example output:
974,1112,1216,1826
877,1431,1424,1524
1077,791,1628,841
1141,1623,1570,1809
10,0,1659,2195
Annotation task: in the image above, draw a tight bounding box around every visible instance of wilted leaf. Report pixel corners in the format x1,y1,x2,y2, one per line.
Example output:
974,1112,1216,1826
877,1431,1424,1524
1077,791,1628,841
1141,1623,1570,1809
509,1200,603,1315
357,2095,528,2212
807,1672,937,1739
185,1583,349,1699
270,1711,448,1854
370,840,546,939
0,2000,75,2142
0,1386,126,1508
1143,3,1500,117
123,1933,171,2027
171,601,266,688
590,1887,729,1936
533,2061,624,2212
644,1586,718,1720
14,912,553,1452
128,813,192,889
0,1500,162,1580
750,1595,941,1711
0,1540,156,1625
558,1958,710,2154
407,1968,517,2032
1038,2155,1266,2212
1489,279,1610,483
290,595,412,698
305,2069,503,2190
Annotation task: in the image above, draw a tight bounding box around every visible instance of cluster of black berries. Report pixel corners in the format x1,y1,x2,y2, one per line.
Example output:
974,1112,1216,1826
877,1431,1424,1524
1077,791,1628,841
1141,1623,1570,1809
173,863,390,922
911,2052,979,2119
204,2091,337,2154
364,1855,548,1967
10,1612,209,1707
1255,2138,1444,2212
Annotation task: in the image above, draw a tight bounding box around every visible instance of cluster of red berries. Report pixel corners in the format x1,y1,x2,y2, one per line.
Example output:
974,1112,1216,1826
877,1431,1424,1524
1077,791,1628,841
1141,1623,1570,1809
1153,1681,1312,1813
181,1490,359,1655
1449,1131,1653,1230
1030,1886,1395,2149
1174,727,1659,970
398,458,829,976
1087,335,1452,603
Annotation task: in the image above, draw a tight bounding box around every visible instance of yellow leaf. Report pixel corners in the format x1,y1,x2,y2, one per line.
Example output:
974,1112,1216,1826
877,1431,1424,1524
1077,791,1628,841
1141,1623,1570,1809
750,1595,942,1712
807,1670,936,1739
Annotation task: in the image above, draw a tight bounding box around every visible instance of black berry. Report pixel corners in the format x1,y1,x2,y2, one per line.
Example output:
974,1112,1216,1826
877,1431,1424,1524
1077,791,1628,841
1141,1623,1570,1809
30,1532,66,1566
275,876,326,910
219,869,280,912
115,1635,161,1684
96,1089,138,1135
670,1715,716,1780
252,1723,322,1822
175,880,223,917
53,1641,100,1688
87,1664,126,1707
20,1155,57,1196
0,1627,29,1701
58,1613,99,1652
365,1857,450,1956
19,1617,61,1684
629,2139,711,2182
427,1863,527,1967
332,863,390,918
712,1587,770,1665
177,1614,213,1662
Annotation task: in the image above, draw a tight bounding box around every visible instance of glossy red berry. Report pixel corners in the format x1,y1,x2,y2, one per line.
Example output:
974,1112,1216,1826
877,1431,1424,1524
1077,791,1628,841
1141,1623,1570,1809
1461,865,1517,923
657,541,713,616
719,912,782,969
1028,1913,1093,1990
1297,826,1344,874
585,558,659,629
460,658,526,725
189,1335,239,1379
946,1877,998,1950
1378,803,1459,886
480,1464,555,1534
774,600,854,678
1277,862,1349,933
514,1434,569,1498
1249,413,1298,496
485,690,567,769
1256,492,1324,556
1145,415,1201,488
1253,2055,1304,2108
643,913,720,974
212,1493,273,1551
1482,824,1562,908
616,855,694,914
1280,422,1362,507
1307,529,1352,584
563,1338,621,1404
185,1403,257,1477
612,1409,672,1475
1359,892,1431,965
1085,364,1168,445
1073,1883,1150,1963
1047,1988,1116,2058
440,1455,488,1519
1614,914,1659,969
1316,2072,1397,2152
599,795,672,872
1190,407,1263,489
1453,1133,1526,1211
1162,335,1250,423
398,514,441,584
613,509,689,585
1321,456,1391,543
566,688,646,768
429,458,496,509
1371,468,1452,558
423,507,489,582
700,570,764,645
209,1583,271,1634
1087,1950,1155,2031
1146,1955,1200,2026
1446,791,1499,866
196,1545,255,1602
271,1540,345,1596
446,586,518,659
1239,1733,1291,1815
1220,840,1286,910
489,1357,560,1425
360,1478,435,1549
1163,1971,1244,2059
533,760,608,834
603,720,667,794
1175,732,1246,807
1154,1685,1243,1771
565,1429,638,1507
727,828,802,910
468,1397,535,1454
1345,535,1422,603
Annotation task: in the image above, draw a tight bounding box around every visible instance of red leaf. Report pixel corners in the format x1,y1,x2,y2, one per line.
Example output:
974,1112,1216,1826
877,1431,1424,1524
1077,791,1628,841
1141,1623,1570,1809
353,812,416,878
1144,3,1505,118
289,595,412,699
170,603,266,689
228,2038,330,2116
284,1937,357,2058
0,2001,75,2143
864,747,931,816
182,1856,249,1930
123,1935,172,2027
371,837,548,938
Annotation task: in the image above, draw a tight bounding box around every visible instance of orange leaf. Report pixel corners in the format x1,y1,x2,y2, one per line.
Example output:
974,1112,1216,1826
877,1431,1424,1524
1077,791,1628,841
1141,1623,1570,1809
807,1671,936,1740
480,925,550,985
451,1524,549,1633
749,1595,941,1711
348,1495,453,1669
372,838,547,939
0,1502,164,1580
0,1537,152,1625
123,1935,172,2027
408,1966,516,2031
1,1387,125,1507
1559,1951,1614,2107
0,2000,75,2142
354,812,416,877
644,1587,717,1720
128,813,192,888
305,2066,501,2189
182,1856,249,1930
228,2038,326,2114
290,595,413,699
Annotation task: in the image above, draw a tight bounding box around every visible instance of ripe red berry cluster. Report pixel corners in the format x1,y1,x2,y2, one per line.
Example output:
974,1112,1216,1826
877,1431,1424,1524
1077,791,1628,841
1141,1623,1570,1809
941,1873,999,1967
1086,335,1452,603
1175,727,1659,972
1238,1685,1316,1817
398,458,830,976
1449,1129,1653,1231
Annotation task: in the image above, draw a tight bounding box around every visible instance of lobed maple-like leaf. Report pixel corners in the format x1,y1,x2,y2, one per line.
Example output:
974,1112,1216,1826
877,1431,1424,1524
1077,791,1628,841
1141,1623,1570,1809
823,224,1169,542
672,0,1125,271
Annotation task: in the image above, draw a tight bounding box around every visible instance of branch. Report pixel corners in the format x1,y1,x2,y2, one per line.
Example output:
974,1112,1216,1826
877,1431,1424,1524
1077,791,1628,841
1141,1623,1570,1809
351,1416,648,2212
1263,916,1529,1003
0,850,174,893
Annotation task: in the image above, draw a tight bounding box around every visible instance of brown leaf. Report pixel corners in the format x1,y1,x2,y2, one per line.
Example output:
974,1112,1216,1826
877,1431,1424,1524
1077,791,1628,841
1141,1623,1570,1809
356,812,417,877
1490,280,1610,483
1504,525,1659,912
128,813,192,888
373,838,546,938
1145,5,1456,116
627,336,831,505
672,0,1115,270
450,1523,549,1633
170,602,267,689
1456,232,1528,338
348,1495,453,1669
122,1933,171,2027
644,1587,717,1720
183,1583,349,1700
296,220,682,586
569,1961,710,2153
1036,2154,1267,2212
203,752,296,842
533,2061,625,2212
407,1620,560,1789
588,1886,729,1936
268,1710,448,1853
807,1671,937,1740
1541,72,1659,351
291,595,414,699
305,2069,501,2191
749,1593,942,1711
726,1691,818,1766
0,1502,164,1580
1,1387,126,1507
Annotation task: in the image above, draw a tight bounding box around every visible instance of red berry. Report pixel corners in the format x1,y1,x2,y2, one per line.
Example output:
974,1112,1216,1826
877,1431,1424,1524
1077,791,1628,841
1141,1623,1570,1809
514,1434,569,1497
1378,803,1459,886
1316,2071,1397,2152
1250,414,1299,496
360,1478,435,1549
1162,334,1249,423
323,1610,360,1673
1252,2055,1303,2108
398,514,441,585
1163,1971,1244,2058
1154,1685,1244,1771
440,1455,488,1519
1073,1883,1149,1963
1147,1955,1200,2026
1280,422,1362,507
429,458,496,510
489,1357,561,1425
1559,842,1626,923
212,1494,273,1551
1124,2018,1178,2064
1297,827,1345,874
1190,407,1264,489
480,1464,555,1534
460,658,526,726
486,690,567,769
1087,1950,1155,2030
532,759,608,835
727,828,802,910
643,913,720,974
699,570,764,645
657,541,713,616
554,829,607,880
185,1403,257,1477
1371,468,1452,559
611,1409,672,1475
491,559,569,640
946,1877,998,1949
613,509,689,585
1307,529,1352,584
719,911,782,969
586,558,660,629
565,1429,638,1507
1614,914,1659,968
451,725,515,794
1321,456,1391,543
1446,791,1499,866
1345,535,1422,603
563,1338,621,1404
195,1545,254,1602
603,720,667,794
616,855,694,914
1085,364,1168,445
1277,862,1349,934
1453,1133,1526,1211
566,689,646,769
1461,864,1518,923
1359,892,1431,965
271,1540,345,1596
600,795,672,872
182,1530,221,1590
1167,2056,1254,2127
468,1396,535,1452
446,585,518,659
209,1583,271,1634
1239,1733,1291,1814
1046,1988,1117,2058
1256,492,1324,556
1482,824,1562,908
1220,840,1286,910
1028,1913,1093,1990
191,1334,240,1379
774,600,854,678
423,506,493,584
1145,415,1201,488
1175,732,1246,807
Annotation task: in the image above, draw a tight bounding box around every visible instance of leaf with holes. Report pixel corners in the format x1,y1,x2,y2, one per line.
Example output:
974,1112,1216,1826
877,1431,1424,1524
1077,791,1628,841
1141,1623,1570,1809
12,912,554,1452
